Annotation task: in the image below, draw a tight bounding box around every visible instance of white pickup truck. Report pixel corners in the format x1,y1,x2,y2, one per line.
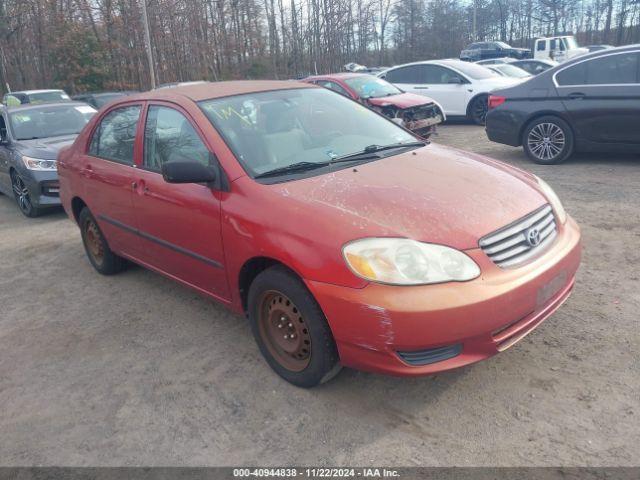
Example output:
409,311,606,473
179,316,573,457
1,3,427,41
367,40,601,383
534,36,589,63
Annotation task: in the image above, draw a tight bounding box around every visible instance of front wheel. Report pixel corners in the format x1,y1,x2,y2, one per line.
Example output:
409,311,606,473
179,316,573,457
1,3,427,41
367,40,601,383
468,95,489,125
248,266,341,388
11,171,43,217
522,116,574,164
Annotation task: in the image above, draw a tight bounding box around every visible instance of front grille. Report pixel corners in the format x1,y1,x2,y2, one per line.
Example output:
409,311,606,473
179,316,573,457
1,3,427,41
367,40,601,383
397,344,462,366
41,181,60,197
403,103,438,121
479,204,557,268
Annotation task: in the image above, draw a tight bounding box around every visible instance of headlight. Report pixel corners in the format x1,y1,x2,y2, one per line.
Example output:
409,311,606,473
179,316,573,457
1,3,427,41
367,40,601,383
535,176,567,224
343,238,480,285
22,156,57,171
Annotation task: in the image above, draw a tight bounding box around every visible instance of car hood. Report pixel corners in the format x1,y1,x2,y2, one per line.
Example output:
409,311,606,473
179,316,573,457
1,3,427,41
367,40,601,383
267,143,546,250
366,92,435,109
15,134,78,160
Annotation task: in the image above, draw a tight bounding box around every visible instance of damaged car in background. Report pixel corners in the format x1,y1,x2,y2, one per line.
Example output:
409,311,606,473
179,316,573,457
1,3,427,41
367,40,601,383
304,73,444,138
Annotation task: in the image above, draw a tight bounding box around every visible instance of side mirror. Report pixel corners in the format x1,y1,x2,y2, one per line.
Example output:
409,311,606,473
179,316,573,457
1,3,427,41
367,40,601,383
161,160,217,184
448,77,463,84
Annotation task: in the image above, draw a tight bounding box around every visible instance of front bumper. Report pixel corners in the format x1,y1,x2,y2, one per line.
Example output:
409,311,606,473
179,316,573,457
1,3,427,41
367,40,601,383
23,170,61,208
307,216,581,376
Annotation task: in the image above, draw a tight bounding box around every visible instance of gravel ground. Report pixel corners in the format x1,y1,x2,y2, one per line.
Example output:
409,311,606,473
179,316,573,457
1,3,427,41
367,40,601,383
0,123,638,467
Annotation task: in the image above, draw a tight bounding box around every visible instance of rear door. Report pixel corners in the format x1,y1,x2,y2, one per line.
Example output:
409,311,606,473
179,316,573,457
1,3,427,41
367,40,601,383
556,50,640,146
131,102,230,300
83,103,142,254
383,65,427,96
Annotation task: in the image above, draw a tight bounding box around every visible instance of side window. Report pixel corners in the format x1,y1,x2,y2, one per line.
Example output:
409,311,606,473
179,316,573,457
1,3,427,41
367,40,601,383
537,40,546,52
89,105,140,165
556,62,587,86
557,53,640,86
424,65,464,84
385,65,425,84
0,114,7,141
144,106,210,171
585,52,639,85
318,81,350,97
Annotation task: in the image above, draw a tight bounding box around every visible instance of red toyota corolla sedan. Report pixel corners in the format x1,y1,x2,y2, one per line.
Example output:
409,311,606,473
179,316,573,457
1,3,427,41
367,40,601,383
58,81,581,387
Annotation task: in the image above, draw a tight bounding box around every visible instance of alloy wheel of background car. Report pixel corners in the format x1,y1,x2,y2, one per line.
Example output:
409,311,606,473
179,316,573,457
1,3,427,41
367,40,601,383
248,266,341,388
469,96,489,125
78,207,126,275
11,172,41,218
258,290,312,371
523,116,574,164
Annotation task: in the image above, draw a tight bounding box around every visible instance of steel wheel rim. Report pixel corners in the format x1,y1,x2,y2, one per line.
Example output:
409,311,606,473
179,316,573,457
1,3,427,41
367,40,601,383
258,291,311,372
473,98,488,123
528,123,565,161
84,219,104,265
12,175,31,214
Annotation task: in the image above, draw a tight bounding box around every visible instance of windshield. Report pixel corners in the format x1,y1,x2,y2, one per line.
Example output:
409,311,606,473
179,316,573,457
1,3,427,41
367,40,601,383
28,91,71,104
199,88,416,178
564,37,579,49
344,76,402,98
10,104,96,140
494,65,531,78
447,62,499,80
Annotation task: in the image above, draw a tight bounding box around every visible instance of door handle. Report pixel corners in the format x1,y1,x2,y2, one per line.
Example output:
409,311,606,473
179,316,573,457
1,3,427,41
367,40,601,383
414,86,430,90
567,92,586,100
81,165,94,178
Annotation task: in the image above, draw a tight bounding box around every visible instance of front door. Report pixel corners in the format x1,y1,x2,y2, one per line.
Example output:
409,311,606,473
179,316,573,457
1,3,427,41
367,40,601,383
420,65,469,115
83,103,142,254
132,103,230,300
557,50,640,146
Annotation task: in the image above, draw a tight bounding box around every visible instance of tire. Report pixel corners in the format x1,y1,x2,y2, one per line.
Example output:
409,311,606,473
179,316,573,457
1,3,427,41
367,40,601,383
11,171,43,218
522,115,574,165
78,207,126,275
247,265,341,388
468,95,489,125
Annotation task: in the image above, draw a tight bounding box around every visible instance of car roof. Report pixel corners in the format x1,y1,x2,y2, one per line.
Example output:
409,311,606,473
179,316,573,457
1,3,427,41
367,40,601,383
560,43,640,67
123,80,315,103
306,72,372,81
3,101,92,112
6,89,66,95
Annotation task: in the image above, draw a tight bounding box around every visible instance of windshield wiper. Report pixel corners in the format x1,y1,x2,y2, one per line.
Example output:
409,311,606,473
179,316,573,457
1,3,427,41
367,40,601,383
254,161,331,178
328,141,426,163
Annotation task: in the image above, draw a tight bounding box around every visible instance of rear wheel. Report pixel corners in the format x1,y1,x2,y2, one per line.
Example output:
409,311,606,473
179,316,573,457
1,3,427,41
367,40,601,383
468,95,489,125
11,171,43,217
248,266,341,387
79,207,126,275
522,116,574,164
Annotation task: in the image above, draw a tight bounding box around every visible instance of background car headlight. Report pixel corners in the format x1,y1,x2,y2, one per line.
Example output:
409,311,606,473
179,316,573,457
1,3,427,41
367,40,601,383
22,156,57,171
343,238,480,285
535,176,567,224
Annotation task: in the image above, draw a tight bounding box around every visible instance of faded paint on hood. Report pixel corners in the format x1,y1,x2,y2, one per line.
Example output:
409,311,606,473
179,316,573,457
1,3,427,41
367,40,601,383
263,143,546,251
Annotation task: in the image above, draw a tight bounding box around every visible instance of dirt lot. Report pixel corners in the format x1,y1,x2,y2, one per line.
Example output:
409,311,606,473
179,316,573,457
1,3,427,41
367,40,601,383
0,124,638,467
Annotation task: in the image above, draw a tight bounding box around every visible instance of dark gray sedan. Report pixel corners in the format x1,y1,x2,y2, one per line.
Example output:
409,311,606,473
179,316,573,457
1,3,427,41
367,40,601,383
0,102,96,217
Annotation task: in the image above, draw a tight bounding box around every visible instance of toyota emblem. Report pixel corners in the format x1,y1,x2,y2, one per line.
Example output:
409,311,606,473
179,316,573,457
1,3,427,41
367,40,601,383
526,227,541,247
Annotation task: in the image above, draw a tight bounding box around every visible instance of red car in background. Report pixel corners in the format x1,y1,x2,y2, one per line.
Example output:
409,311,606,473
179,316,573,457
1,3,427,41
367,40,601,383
304,73,444,138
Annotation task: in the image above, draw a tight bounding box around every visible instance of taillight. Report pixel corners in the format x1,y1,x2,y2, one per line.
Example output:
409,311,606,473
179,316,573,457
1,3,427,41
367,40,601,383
488,95,506,110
